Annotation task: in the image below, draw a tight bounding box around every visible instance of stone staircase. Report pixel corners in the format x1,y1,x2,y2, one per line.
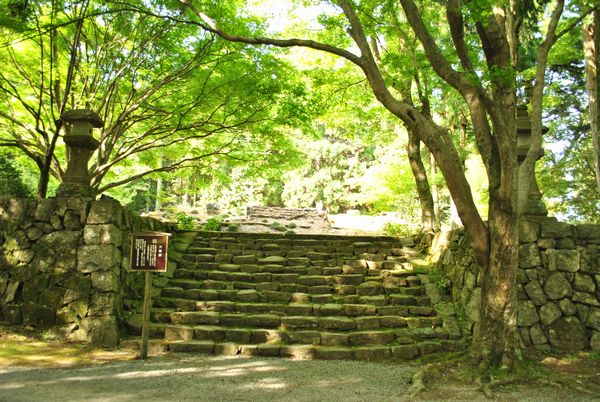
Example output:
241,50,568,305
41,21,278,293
133,232,462,361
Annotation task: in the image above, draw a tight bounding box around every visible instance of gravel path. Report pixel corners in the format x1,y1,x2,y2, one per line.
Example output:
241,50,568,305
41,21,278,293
0,354,416,402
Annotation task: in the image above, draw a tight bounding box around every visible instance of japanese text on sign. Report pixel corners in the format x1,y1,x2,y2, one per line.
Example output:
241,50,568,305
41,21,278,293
130,232,170,272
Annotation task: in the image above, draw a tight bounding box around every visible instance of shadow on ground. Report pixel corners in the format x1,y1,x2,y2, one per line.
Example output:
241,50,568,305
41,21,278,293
0,354,414,402
1,325,599,401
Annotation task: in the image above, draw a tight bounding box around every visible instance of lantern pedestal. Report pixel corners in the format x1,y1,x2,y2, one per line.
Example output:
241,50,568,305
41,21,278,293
56,110,103,198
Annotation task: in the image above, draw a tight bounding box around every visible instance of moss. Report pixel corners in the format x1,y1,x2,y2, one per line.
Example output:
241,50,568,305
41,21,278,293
226,223,240,232
269,222,286,232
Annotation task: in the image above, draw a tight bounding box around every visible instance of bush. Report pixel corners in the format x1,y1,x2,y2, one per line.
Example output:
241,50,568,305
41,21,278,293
270,222,287,232
0,153,33,197
286,222,297,229
203,217,223,231
428,271,450,295
383,222,410,237
176,213,196,231
226,223,240,232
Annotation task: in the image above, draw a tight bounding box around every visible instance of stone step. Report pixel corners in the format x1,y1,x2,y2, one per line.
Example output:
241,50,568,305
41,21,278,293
179,258,411,274
154,300,434,318
164,324,448,346
184,243,404,254
163,311,441,334
165,338,461,360
146,231,453,362
123,314,166,336
158,285,429,306
181,250,411,265
168,272,421,291
179,256,415,271
189,237,402,248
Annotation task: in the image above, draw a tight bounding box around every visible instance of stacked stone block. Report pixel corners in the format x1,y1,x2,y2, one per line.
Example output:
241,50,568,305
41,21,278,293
432,217,600,351
246,206,326,221
0,197,181,346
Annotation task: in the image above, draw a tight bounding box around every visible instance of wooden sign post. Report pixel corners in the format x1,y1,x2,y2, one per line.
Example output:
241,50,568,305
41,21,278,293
130,232,171,359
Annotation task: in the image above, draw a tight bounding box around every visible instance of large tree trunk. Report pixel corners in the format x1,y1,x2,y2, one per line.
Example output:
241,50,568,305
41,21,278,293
470,70,520,365
584,11,600,194
406,127,437,231
430,152,441,228
473,184,519,367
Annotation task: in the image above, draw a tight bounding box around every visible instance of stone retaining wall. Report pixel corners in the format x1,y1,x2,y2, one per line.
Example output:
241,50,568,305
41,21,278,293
246,206,326,221
0,196,188,346
430,217,600,351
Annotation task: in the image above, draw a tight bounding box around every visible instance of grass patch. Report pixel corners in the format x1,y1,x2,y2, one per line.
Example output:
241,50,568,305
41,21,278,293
0,326,136,368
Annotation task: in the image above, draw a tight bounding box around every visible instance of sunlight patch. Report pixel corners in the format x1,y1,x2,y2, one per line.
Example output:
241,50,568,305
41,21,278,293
239,377,288,390
115,367,203,378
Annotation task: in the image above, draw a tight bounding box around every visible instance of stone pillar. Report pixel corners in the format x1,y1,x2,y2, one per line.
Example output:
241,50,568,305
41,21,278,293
516,105,549,217
56,109,103,198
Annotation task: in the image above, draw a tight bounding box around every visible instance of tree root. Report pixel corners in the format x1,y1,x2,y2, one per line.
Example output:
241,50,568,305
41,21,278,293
405,364,429,397
475,377,494,399
542,377,600,398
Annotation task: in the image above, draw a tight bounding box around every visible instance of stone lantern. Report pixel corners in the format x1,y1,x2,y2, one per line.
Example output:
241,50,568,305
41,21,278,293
56,109,103,198
516,105,549,216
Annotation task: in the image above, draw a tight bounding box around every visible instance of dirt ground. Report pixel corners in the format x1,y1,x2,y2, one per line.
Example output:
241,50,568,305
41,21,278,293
1,326,599,402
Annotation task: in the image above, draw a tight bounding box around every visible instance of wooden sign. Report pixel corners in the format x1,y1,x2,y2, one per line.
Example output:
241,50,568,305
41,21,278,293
130,232,171,272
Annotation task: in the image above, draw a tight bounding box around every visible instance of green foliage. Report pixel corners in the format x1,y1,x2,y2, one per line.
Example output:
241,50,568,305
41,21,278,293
537,42,600,224
202,217,223,231
176,213,196,231
286,222,297,229
226,223,240,232
382,222,410,237
1,0,310,196
0,0,30,30
281,133,374,213
0,151,33,198
269,222,287,232
428,271,451,295
590,352,600,361
354,141,422,222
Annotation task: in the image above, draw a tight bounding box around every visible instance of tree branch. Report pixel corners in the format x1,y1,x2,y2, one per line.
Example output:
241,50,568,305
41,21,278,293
174,0,363,66
96,148,229,193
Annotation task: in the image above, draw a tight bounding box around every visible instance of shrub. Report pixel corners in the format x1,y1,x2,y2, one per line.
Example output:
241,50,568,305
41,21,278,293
428,271,450,294
203,217,223,231
270,222,286,232
176,213,196,231
383,222,410,237
0,153,33,198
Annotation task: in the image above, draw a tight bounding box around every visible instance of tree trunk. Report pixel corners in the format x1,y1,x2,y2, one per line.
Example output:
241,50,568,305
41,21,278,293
472,192,519,368
430,152,441,228
406,127,437,231
471,80,520,367
584,11,600,194
155,177,162,211
36,129,61,199
37,165,51,199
